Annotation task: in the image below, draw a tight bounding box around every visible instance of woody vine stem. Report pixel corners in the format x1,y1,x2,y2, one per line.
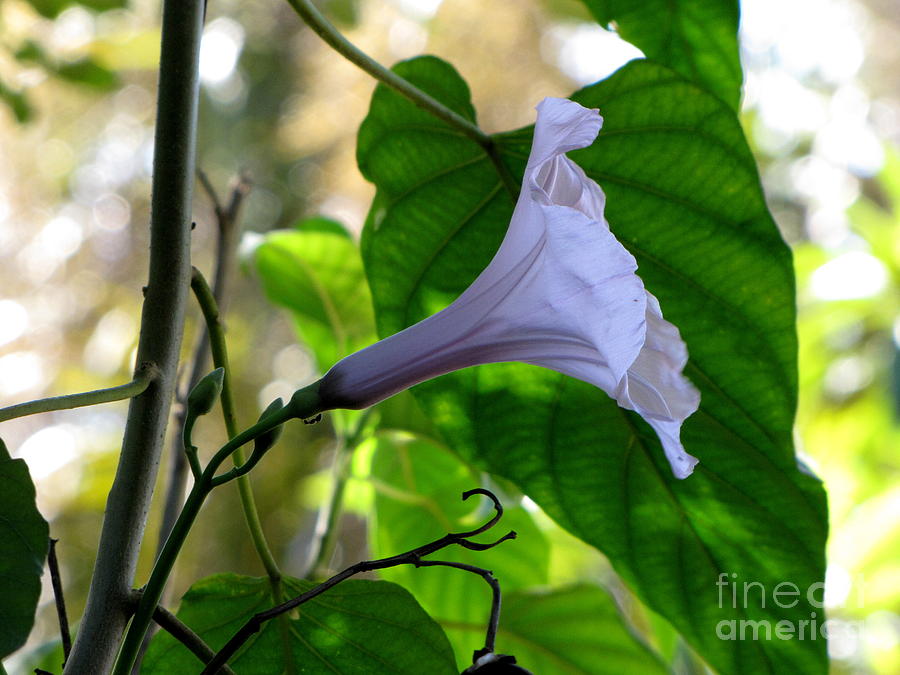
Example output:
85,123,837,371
63,1,205,672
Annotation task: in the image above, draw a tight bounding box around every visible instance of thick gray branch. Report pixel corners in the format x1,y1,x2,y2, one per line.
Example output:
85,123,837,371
64,1,205,672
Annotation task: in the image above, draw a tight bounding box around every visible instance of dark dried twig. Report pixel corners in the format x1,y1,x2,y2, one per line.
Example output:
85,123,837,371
47,539,71,663
197,169,252,236
201,488,516,674
416,559,502,656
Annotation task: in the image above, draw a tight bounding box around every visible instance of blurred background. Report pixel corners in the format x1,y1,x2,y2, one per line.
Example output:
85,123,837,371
0,0,897,672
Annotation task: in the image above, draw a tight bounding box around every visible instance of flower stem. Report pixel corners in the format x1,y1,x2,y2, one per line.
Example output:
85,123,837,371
125,590,237,675
283,0,520,199
111,388,321,674
0,363,156,423
189,270,295,670
287,0,484,142
112,474,211,675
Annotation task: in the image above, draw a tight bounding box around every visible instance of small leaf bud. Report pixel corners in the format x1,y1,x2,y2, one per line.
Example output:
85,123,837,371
187,367,225,418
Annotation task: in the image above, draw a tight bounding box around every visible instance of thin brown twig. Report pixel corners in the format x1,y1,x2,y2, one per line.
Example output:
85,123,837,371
196,169,225,220
224,172,253,225
415,559,502,656
47,538,71,663
201,488,515,674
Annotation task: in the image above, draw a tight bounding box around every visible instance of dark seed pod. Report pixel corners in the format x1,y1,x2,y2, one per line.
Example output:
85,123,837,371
461,652,533,674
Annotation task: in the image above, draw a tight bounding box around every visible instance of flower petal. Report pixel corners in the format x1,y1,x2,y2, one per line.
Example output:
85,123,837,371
472,98,607,290
528,97,604,169
614,294,701,477
533,156,607,223
530,204,646,384
318,97,700,478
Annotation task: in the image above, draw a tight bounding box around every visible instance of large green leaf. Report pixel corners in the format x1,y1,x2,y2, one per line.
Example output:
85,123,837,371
0,439,49,659
580,0,742,110
358,56,828,674
254,218,376,370
366,436,671,674
143,573,457,674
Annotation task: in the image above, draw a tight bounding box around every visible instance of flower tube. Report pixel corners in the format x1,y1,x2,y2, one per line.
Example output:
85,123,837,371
319,97,700,478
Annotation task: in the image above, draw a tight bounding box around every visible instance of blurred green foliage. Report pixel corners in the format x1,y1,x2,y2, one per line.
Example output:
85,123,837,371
793,150,900,674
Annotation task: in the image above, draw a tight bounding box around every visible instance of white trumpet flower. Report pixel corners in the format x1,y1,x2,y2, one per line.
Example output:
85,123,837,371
319,97,700,478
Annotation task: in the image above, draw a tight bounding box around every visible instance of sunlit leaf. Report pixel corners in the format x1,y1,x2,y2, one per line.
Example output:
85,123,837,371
358,55,828,674
0,439,50,659
254,219,376,370
143,573,457,674
580,0,742,109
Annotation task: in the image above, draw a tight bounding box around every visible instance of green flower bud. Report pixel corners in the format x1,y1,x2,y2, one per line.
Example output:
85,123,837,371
187,367,225,418
253,398,285,456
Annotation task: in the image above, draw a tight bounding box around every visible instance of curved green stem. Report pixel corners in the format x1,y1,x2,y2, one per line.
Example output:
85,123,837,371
191,269,303,674
113,475,210,675
287,0,483,142
112,385,322,675
190,270,284,586
0,363,157,424
284,0,519,200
